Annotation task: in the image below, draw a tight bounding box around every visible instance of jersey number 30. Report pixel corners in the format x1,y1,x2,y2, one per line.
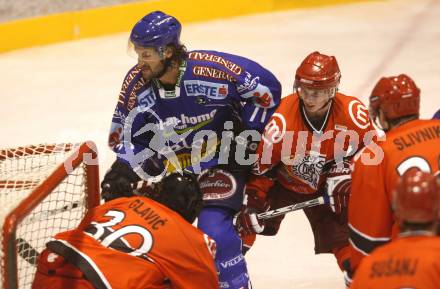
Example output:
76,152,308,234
85,210,154,257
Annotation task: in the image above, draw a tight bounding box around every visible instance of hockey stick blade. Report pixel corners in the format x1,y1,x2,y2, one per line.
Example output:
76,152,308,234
257,196,326,220
23,200,84,224
17,238,39,266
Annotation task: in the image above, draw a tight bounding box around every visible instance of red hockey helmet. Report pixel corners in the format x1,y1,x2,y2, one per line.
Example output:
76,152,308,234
369,74,420,120
393,170,440,224
294,51,341,90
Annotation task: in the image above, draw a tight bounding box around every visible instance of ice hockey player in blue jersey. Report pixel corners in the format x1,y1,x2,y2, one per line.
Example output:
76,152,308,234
100,11,281,289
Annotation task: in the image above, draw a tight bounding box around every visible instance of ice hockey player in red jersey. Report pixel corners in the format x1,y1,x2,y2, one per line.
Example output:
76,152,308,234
350,170,440,289
234,51,374,281
348,74,440,282
31,172,219,289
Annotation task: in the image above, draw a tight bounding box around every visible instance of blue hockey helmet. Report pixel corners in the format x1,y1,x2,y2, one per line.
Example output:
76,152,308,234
130,11,181,48
433,109,440,119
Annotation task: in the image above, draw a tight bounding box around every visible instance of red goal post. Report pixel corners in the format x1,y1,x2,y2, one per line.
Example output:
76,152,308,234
0,141,100,289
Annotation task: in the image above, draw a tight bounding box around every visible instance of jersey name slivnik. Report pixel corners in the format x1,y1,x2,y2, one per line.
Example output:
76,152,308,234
108,50,281,174
46,197,218,289
350,236,440,289
250,92,372,195
349,119,440,271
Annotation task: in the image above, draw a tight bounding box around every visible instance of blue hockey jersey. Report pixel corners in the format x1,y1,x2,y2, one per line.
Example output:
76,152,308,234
108,50,281,176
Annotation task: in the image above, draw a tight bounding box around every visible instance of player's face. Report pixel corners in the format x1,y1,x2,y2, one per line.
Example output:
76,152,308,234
134,46,167,81
298,86,334,117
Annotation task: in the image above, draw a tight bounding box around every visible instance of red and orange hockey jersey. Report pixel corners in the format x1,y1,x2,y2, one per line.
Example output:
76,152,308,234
349,119,440,271
350,236,440,289
44,196,219,289
249,92,372,196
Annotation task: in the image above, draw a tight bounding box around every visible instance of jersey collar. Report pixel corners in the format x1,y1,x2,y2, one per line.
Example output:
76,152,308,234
153,60,187,99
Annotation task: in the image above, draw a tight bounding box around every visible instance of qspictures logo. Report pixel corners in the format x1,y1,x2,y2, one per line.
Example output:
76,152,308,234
103,102,386,180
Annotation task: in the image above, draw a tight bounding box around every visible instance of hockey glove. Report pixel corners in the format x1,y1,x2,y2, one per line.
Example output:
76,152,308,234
325,160,351,214
101,160,141,202
233,188,269,235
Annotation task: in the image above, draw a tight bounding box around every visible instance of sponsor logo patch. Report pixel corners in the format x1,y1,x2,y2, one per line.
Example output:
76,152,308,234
120,66,145,111
199,169,236,200
189,52,243,75
284,153,326,190
219,282,230,288
192,66,236,82
349,100,370,129
184,80,228,99
246,84,275,108
204,234,217,259
162,109,217,132
262,113,286,144
138,87,157,108
220,254,245,268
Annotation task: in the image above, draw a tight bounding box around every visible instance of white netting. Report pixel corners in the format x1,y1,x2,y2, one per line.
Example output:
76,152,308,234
0,143,92,289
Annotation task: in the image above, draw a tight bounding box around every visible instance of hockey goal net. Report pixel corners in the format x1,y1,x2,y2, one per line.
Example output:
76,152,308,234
0,141,100,289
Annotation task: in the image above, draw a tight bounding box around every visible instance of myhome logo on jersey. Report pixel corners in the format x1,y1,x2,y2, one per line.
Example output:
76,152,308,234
162,109,217,131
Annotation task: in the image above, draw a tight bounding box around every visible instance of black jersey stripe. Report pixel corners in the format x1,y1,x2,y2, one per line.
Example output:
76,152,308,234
47,240,112,289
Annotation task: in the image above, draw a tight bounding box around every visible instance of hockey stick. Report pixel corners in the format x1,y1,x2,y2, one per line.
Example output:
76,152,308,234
27,178,156,224
24,200,85,224
17,238,39,266
257,196,326,220
15,179,159,266
253,157,349,220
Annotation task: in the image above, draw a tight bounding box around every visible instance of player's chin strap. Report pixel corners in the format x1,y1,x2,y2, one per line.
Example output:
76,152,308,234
372,115,389,132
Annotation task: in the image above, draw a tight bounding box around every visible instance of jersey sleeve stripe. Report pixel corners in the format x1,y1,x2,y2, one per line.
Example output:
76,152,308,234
47,240,113,289
348,224,390,255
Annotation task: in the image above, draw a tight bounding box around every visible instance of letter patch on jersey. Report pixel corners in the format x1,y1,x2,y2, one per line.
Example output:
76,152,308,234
349,100,370,129
138,87,157,109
